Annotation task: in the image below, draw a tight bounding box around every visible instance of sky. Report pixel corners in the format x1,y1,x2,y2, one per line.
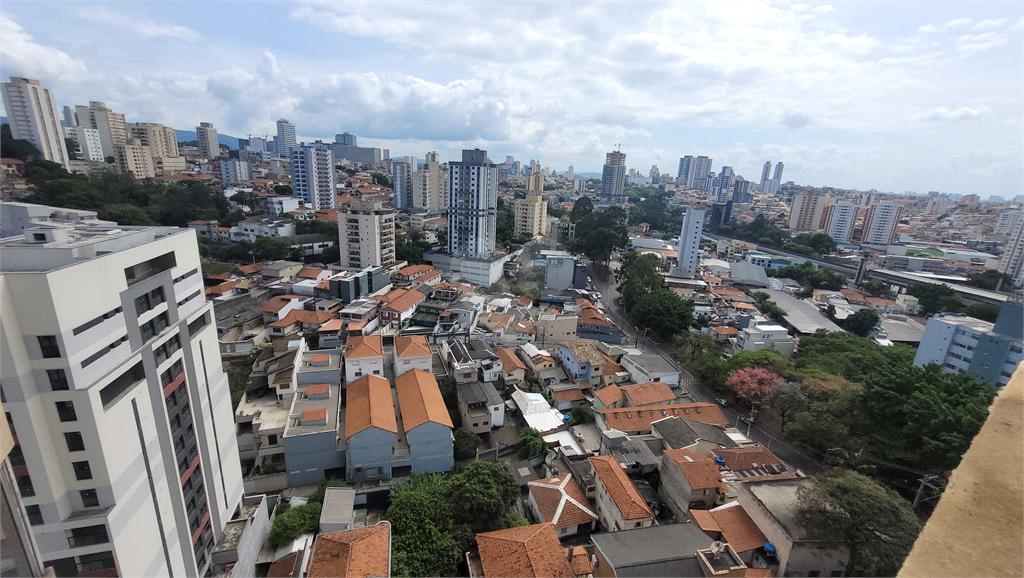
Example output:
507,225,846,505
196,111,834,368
1,1,1022,197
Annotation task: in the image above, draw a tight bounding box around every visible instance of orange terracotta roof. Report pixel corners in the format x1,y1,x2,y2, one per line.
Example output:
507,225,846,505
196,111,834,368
205,279,240,296
595,385,622,406
701,503,768,553
620,382,675,407
712,326,741,335
565,546,593,577
518,295,533,307
596,403,727,431
527,475,597,530
306,384,330,396
301,408,328,423
345,376,397,438
552,388,585,403
476,523,574,578
318,318,346,332
578,308,611,327
394,335,431,359
380,289,426,313
710,447,788,473
663,448,725,491
744,569,776,577
269,309,335,328
395,369,452,431
395,264,436,277
307,523,391,578
733,302,757,310
260,295,303,313
601,355,625,376
589,455,654,521
297,267,326,279
498,348,527,372
236,262,264,275
690,509,721,533
344,335,383,359
266,552,301,577
206,272,233,280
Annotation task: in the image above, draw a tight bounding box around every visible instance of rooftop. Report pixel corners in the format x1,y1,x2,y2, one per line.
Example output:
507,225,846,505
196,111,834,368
589,455,654,520
745,478,815,540
590,524,714,576
620,382,676,406
394,335,431,358
663,448,726,491
475,523,574,578
461,381,503,407
527,474,598,531
307,522,391,578
652,416,737,450
597,404,727,432
395,369,453,431
344,335,383,359
761,289,843,334
622,354,680,375
345,375,398,438
285,383,342,437
690,501,767,553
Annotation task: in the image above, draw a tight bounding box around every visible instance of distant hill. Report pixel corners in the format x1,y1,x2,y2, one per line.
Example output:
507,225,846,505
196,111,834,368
575,172,601,179
174,129,240,149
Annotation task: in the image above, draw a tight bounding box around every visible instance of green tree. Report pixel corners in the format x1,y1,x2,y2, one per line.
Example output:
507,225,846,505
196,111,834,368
569,196,594,222
965,269,1015,292
906,283,963,315
841,308,880,337
252,236,290,260
795,471,922,577
448,461,520,534
729,349,795,377
630,290,694,340
860,279,894,298
274,184,292,195
569,405,595,425
267,502,321,546
616,252,663,310
964,303,1000,322
101,203,155,226
395,232,433,265
453,428,481,461
517,427,546,458
766,381,808,429
0,124,41,161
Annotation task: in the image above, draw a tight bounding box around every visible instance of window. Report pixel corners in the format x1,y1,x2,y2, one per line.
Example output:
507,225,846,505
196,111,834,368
38,335,60,358
48,369,69,390
635,522,643,528
65,432,85,452
807,572,820,577
17,475,34,498
80,489,99,508
67,524,109,548
72,461,93,480
25,505,43,526
55,401,77,422
268,434,278,445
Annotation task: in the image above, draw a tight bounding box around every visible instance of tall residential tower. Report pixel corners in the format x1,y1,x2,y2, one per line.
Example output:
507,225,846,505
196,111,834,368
291,144,337,211
1,77,70,168
600,151,626,197
448,149,497,258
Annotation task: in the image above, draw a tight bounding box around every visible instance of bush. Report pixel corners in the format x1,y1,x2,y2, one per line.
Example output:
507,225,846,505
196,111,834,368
518,427,546,458
267,502,320,546
453,428,482,461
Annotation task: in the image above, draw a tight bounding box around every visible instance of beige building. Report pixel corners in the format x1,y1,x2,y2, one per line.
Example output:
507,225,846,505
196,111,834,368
787,192,834,232
514,194,546,238
115,140,156,179
1,77,70,168
196,122,220,160
525,173,544,192
155,156,187,177
74,102,128,160
128,123,179,159
339,200,396,270
413,151,448,213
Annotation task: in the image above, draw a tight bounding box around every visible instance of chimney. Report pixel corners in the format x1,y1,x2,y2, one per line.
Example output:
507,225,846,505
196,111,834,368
568,546,574,564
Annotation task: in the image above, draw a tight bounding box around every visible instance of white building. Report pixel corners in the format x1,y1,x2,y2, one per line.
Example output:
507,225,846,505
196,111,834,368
914,304,1023,388
820,201,857,244
291,145,337,211
544,254,577,291
74,101,128,161
999,216,1024,287
788,192,834,232
2,77,70,168
0,204,243,577
196,122,220,160
675,208,705,277
448,149,497,258
339,200,395,270
412,151,448,213
735,324,796,357
219,159,252,187
63,126,104,162
860,202,903,245
266,196,301,216
276,119,297,157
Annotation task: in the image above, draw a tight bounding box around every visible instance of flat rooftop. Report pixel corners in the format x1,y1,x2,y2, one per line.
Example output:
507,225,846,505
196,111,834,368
284,383,342,437
236,391,289,433
746,478,814,540
0,223,193,273
762,289,843,334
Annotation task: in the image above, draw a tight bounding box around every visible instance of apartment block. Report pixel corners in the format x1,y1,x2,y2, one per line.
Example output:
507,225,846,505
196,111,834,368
291,145,337,211
819,201,857,243
63,126,104,163
0,204,243,577
787,192,834,232
1,77,70,168
914,302,1023,388
196,122,220,160
860,202,903,245
412,151,448,213
338,200,395,270
675,208,705,277
74,102,128,161
514,194,545,238
115,140,156,179
128,123,180,159
448,149,497,258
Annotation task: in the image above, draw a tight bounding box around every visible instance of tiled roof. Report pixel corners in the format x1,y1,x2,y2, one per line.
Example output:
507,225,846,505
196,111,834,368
620,382,675,407
266,552,301,577
498,348,527,372
318,318,346,332
306,384,330,396
380,289,426,313
703,503,768,553
394,335,431,359
236,261,264,275
345,376,398,438
344,335,383,359
269,309,335,328
662,448,725,491
297,267,326,279
689,509,721,533
527,474,597,531
395,369,453,431
600,355,625,376
260,295,303,313
597,403,727,432
565,546,594,577
595,385,623,406
559,340,605,366
307,522,391,578
589,455,654,521
476,523,574,578
712,326,740,335
578,308,612,327
395,264,435,277
710,447,786,473
552,388,585,403
301,408,328,423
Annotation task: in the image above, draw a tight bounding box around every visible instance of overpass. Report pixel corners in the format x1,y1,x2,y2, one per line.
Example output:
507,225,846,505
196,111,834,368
705,232,859,277
865,269,1010,306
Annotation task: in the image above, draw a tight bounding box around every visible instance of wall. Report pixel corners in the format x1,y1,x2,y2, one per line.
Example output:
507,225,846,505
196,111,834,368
242,473,288,494
406,422,454,475
283,431,345,487
394,355,432,377
345,428,397,483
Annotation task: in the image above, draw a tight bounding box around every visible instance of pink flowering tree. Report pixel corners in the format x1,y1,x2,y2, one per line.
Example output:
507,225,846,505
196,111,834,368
727,367,783,401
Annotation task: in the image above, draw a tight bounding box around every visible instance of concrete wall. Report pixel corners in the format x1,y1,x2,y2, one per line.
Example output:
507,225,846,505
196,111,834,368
394,355,432,377
406,422,454,475
345,427,397,483
242,473,287,494
283,431,345,487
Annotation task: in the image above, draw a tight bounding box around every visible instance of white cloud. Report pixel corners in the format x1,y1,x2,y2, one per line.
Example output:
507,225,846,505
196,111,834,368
78,5,200,40
973,18,1007,30
943,17,974,28
919,24,937,33
0,12,87,81
926,106,991,121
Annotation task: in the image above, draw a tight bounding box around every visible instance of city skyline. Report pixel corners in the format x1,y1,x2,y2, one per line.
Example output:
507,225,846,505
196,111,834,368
0,2,1021,196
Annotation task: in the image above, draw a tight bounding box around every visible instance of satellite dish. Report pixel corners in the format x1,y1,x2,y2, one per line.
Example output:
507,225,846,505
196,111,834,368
710,541,725,554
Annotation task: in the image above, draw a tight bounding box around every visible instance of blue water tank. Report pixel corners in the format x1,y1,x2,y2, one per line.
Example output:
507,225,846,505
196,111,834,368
764,542,776,553
715,456,726,465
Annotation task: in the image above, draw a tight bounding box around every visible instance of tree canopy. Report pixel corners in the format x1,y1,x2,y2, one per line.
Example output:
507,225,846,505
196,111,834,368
906,283,963,315
771,262,846,290
565,206,628,263
630,290,694,339
569,196,594,222
840,308,880,337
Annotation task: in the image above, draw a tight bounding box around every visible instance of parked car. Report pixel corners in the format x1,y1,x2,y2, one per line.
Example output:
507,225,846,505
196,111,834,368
715,398,728,407
739,416,754,425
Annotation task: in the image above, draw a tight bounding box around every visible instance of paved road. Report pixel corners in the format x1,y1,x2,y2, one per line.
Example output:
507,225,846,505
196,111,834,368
587,260,823,475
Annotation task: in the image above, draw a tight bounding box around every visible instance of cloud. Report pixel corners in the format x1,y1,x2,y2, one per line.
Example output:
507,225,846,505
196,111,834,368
919,24,937,33
926,106,990,121
943,17,973,28
0,13,88,81
78,5,200,40
972,18,1007,30
781,111,812,129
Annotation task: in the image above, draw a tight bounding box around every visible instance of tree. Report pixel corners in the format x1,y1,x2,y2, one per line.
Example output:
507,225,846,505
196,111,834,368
101,203,154,226
795,471,922,577
965,269,1014,292
396,232,433,265
964,303,1000,322
766,381,809,429
728,349,794,377
783,387,861,456
268,502,321,546
273,184,292,195
569,405,595,425
841,308,880,337
727,367,782,401
517,427,546,458
448,461,520,534
252,236,290,260
616,252,663,310
294,219,339,235
569,196,594,222
906,283,963,315
0,124,41,161
860,279,894,298
453,428,481,461
630,291,694,339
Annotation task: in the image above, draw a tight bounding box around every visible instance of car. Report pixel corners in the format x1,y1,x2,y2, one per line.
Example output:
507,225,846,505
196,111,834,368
715,398,728,407
739,416,754,425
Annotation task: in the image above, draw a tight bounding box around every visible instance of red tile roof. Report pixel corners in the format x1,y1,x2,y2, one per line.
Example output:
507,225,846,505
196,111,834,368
620,382,675,407
344,335,383,359
596,403,727,432
589,455,654,521
595,385,623,406
394,369,453,430
345,376,397,438
527,474,597,530
307,522,391,578
691,503,767,554
394,335,431,359
476,523,574,578
663,448,726,491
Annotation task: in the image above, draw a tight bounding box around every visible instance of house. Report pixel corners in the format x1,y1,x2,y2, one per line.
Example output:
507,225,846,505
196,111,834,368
595,404,727,435
457,381,504,435
477,312,513,336
707,325,740,345
512,320,537,342
319,487,356,533
344,375,398,482
466,341,504,383
511,390,568,435
378,288,428,327
343,335,384,383
268,309,335,338
440,339,478,383
594,385,623,409
590,523,715,578
619,354,681,386
470,523,574,578
282,383,344,486
599,430,660,476
866,296,904,315
260,294,307,324
618,382,676,407
576,304,623,344
526,474,598,538
650,416,739,453
710,446,799,482
297,267,333,282
735,324,796,357
689,502,770,565
598,355,630,387
393,335,432,376
589,455,655,532
658,448,728,519
519,342,557,374
392,264,442,288
554,340,605,384
236,215,295,240
550,387,586,412
306,522,391,578
262,260,305,280
497,348,527,390
395,369,454,475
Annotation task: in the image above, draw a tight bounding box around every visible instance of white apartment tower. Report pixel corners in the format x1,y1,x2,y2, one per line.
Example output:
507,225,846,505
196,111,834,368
690,156,713,191
276,119,297,157
514,194,546,238
412,151,448,213
448,149,497,258
999,216,1024,287
819,201,858,243
0,204,243,577
1,78,71,168
290,144,337,211
600,152,626,197
860,202,903,245
769,162,784,194
338,200,396,270
74,102,128,161
675,208,705,277
62,126,104,162
219,159,252,188
195,123,219,160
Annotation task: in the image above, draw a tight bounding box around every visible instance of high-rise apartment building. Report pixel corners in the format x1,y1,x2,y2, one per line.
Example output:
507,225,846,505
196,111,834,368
0,204,244,577
74,102,128,161
393,161,414,211
525,173,544,192
677,156,693,182
514,194,545,239
600,152,626,197
566,165,574,180
914,301,1023,388
690,156,713,191
860,202,902,245
338,200,396,270
219,158,252,187
715,166,734,203
448,149,497,258
291,144,337,211
731,178,752,204
1,399,51,578
759,161,771,192
276,119,297,157
412,151,447,213
995,209,1024,237
819,201,858,243
63,126,104,162
998,216,1024,287
766,162,785,195
128,123,179,159
335,132,356,147
788,192,835,232
1,77,70,168
195,122,219,160
675,208,705,277
116,140,156,179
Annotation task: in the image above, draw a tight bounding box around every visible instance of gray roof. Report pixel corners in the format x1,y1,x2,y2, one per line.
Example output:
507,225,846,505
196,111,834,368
623,354,680,375
279,233,336,245
319,487,355,526
652,416,738,450
877,316,926,344
762,289,843,334
591,524,714,577
729,262,771,288
604,434,660,470
460,381,502,406
745,478,815,540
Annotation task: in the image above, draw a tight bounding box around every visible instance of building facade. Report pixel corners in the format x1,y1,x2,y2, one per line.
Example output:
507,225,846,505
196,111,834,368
819,201,857,244
338,200,395,270
195,122,220,160
914,303,1023,388
1,77,71,168
860,202,902,245
600,152,626,197
788,192,834,232
63,126,104,162
74,102,128,161
675,209,705,277
514,194,545,239
448,149,497,258
128,123,179,159
275,119,296,157
412,151,448,213
291,145,337,211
